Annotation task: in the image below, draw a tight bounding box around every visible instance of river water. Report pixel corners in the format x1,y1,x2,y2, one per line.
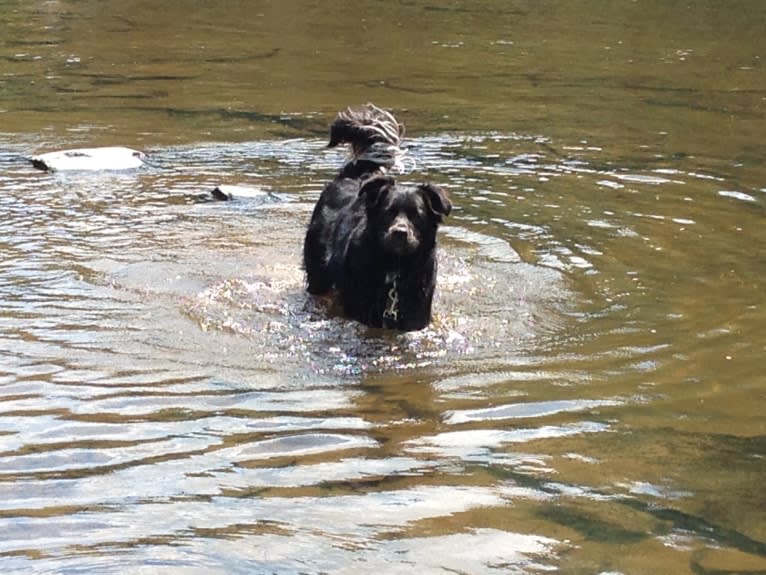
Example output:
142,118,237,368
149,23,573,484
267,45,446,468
1,2,764,574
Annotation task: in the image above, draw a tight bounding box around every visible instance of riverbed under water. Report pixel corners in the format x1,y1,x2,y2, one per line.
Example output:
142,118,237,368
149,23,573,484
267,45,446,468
1,2,765,574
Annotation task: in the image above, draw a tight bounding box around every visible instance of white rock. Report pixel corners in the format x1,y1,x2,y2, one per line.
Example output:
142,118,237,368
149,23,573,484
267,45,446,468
29,146,147,171
210,185,273,201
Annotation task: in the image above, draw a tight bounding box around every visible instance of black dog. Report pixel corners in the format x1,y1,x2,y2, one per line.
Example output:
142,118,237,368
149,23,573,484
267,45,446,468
303,104,451,331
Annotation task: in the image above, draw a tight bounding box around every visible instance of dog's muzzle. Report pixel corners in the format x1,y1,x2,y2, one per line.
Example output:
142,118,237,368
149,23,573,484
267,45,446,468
384,218,418,255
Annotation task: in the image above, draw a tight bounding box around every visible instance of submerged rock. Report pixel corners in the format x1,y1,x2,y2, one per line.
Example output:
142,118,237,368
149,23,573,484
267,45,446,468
29,146,147,171
209,184,276,202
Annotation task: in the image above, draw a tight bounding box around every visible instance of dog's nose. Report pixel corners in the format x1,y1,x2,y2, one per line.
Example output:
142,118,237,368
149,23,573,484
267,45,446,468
392,225,408,237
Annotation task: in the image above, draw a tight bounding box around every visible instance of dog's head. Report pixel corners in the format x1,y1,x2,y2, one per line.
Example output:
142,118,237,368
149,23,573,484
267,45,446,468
359,175,451,257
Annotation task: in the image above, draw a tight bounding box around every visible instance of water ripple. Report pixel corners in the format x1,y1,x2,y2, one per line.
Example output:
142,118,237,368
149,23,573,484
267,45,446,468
2,129,763,573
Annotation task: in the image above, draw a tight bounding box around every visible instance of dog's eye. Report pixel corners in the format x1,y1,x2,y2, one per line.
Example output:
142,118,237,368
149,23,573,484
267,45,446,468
406,206,423,221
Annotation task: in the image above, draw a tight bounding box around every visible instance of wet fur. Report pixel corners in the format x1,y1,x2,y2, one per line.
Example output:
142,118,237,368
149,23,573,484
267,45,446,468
303,105,451,331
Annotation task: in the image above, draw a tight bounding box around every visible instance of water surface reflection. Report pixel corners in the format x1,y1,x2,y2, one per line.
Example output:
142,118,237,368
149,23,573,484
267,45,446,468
2,1,765,573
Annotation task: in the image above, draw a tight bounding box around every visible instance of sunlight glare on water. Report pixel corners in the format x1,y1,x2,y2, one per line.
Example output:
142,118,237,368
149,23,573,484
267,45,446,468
1,1,765,574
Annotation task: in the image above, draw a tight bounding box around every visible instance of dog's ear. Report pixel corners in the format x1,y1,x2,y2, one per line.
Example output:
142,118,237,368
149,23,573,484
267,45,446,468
418,183,452,221
358,175,394,206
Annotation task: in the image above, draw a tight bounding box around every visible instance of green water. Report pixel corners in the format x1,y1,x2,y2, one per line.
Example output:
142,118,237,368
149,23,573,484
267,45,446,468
1,1,764,573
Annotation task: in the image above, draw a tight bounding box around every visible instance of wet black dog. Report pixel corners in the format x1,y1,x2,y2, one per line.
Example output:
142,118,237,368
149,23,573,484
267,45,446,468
303,104,451,331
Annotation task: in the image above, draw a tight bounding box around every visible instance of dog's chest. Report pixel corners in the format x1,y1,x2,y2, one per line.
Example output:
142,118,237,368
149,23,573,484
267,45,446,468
381,272,400,326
